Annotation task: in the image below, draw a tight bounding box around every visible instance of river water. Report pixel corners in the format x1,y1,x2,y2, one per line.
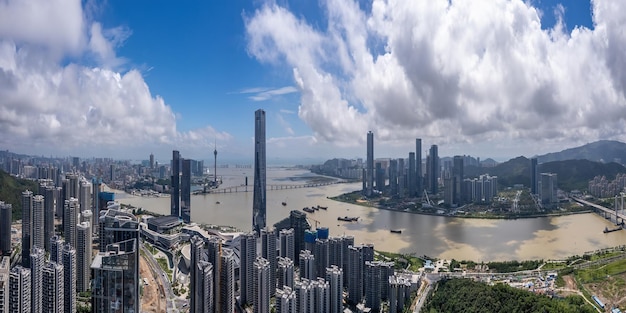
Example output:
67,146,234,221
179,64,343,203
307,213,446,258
116,168,626,261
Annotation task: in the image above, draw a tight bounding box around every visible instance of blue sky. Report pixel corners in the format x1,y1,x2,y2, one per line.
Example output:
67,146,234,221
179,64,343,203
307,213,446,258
4,0,626,164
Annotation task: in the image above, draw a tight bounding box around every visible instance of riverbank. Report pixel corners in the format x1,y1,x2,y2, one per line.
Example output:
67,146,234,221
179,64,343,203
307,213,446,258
330,192,594,220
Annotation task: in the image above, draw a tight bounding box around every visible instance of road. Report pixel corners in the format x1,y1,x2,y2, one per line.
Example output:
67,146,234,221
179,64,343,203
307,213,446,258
140,241,188,313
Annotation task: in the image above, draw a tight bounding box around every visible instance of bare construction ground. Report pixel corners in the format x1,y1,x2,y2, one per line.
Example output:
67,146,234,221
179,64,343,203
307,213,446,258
140,253,166,313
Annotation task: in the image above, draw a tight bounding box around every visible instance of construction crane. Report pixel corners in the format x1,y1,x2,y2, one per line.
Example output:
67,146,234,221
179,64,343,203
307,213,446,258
308,217,320,228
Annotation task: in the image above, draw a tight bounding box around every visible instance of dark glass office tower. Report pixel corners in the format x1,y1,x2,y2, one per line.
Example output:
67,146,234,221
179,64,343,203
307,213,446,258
171,150,180,218
366,131,374,197
253,109,267,233
428,145,439,195
530,158,538,194
181,159,191,223
416,138,422,195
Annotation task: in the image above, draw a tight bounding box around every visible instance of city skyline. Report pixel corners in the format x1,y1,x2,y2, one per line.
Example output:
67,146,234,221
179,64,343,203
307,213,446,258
2,1,626,162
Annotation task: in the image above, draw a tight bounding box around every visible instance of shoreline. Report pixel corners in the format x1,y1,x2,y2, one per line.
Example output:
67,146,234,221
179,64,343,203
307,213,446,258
330,196,594,220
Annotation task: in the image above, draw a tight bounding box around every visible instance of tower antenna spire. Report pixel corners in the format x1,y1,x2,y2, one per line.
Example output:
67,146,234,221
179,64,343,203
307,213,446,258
213,138,218,185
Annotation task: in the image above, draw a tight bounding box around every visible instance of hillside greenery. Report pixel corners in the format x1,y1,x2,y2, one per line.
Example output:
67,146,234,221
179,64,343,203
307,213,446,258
465,156,626,191
538,140,626,163
0,169,39,221
423,278,596,313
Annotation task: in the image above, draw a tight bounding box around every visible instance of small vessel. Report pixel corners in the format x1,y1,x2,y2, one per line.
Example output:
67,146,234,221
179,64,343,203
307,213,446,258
282,202,287,206
603,226,622,233
313,205,319,210
337,216,358,222
303,207,315,213
390,229,402,234
318,205,328,210
216,201,220,204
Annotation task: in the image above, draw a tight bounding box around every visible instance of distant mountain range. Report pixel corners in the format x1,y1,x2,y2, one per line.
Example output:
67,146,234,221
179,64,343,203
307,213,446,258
465,156,626,191
536,140,626,163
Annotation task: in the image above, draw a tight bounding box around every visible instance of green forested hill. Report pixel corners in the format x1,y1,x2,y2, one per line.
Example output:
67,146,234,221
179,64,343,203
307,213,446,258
464,156,626,191
0,170,39,221
424,278,595,313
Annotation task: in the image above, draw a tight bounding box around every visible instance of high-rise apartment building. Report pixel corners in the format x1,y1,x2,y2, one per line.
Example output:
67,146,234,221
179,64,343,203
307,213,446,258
408,152,416,197
253,257,271,313
76,222,92,292
277,257,294,289
91,239,139,313
294,279,315,313
79,180,91,214
206,237,222,310
43,186,56,252
30,247,45,313
279,228,295,261
261,228,276,294
0,203,11,256
299,250,316,280
314,278,330,313
219,249,236,313
314,239,329,280
540,173,558,206
171,150,181,218
240,231,257,306
62,244,76,313
366,131,374,197
388,159,398,196
275,286,296,313
190,236,203,313
452,156,464,206
32,195,45,252
253,109,267,233
63,198,78,249
196,261,214,313
181,158,191,223
42,262,64,313
388,275,412,313
326,265,343,313
91,178,102,235
9,266,31,313
21,190,33,268
0,257,10,313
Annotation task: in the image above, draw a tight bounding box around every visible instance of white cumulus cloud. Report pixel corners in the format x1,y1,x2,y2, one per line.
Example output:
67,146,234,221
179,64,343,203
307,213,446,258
245,0,626,149
0,0,230,157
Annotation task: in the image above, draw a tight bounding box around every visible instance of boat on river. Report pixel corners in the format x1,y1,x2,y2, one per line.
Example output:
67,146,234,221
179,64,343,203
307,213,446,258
337,216,358,222
303,207,315,213
603,226,622,233
390,229,402,234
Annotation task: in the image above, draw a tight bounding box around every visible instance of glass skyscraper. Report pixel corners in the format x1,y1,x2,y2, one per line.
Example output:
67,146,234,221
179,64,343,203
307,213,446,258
171,150,181,218
181,158,191,223
253,109,267,233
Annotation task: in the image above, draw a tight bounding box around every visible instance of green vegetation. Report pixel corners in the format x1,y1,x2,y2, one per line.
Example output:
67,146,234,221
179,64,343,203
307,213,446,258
464,155,626,192
423,278,596,313
145,243,158,255
486,260,543,273
0,169,39,221
376,251,424,271
156,257,172,281
576,258,626,283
